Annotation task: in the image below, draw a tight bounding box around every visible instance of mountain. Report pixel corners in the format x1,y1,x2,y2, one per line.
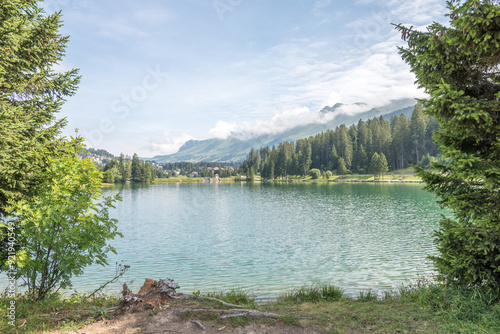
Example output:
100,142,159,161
152,98,417,163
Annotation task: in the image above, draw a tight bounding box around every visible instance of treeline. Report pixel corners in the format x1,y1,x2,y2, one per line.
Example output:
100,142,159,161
102,153,156,183
240,104,439,179
101,154,240,183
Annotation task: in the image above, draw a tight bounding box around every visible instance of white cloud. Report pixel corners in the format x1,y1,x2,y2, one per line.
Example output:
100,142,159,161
149,132,196,155
209,121,238,139
59,0,445,157
203,39,425,142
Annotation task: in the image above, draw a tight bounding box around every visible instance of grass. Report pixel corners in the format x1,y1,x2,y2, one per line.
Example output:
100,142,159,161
278,283,344,304
206,282,500,333
153,175,204,184
203,287,257,308
0,291,119,334
3,282,498,333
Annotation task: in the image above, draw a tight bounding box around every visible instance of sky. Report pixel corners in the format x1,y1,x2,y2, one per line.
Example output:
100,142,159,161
44,0,447,157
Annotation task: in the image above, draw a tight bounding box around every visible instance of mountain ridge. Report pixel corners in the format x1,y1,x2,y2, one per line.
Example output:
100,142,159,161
152,98,417,163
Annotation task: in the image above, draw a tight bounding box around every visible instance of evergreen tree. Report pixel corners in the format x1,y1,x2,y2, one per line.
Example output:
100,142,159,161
337,125,353,170
330,141,339,171
391,114,411,169
337,157,347,176
103,170,115,184
240,106,438,178
369,152,389,180
396,0,500,287
246,166,255,182
357,119,371,158
0,2,120,299
298,140,312,176
355,144,368,173
144,162,155,182
118,153,131,182
131,153,142,181
0,1,80,212
410,104,428,165
269,160,275,180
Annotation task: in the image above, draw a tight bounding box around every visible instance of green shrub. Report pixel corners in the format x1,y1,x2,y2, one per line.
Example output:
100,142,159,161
309,169,321,179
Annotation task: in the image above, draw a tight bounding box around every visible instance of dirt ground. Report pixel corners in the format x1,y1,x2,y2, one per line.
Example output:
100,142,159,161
47,279,320,334
48,308,320,334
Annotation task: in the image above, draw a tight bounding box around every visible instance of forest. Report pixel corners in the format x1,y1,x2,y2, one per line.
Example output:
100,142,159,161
240,104,439,179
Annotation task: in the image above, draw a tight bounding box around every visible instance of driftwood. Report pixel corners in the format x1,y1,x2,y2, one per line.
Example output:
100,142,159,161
120,278,284,320
120,278,179,311
170,307,283,319
176,292,243,308
121,278,244,310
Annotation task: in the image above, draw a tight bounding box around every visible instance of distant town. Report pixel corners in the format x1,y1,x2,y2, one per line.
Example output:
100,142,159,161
80,148,240,183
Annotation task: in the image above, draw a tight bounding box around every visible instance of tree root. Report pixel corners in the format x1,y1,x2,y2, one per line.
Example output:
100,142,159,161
170,307,283,319
191,319,207,331
175,293,244,308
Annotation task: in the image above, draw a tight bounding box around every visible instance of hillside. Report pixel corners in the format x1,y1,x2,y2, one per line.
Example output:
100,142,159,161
152,99,416,163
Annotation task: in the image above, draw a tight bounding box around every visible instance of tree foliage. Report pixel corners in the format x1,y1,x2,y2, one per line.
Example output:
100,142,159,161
0,0,80,211
309,168,321,179
3,140,122,300
337,157,347,176
396,0,500,287
0,1,122,299
241,107,438,179
369,152,389,180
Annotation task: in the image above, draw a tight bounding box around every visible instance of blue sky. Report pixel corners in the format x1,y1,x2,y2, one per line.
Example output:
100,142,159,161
44,0,446,157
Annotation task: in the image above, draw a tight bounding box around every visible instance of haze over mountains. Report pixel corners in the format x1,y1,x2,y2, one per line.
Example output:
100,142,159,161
152,99,417,163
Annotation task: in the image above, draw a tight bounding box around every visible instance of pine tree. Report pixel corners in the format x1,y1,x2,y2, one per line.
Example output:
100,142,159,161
391,114,411,169
369,152,388,180
0,1,80,211
0,2,121,299
337,157,347,176
409,104,428,165
396,0,500,287
337,125,353,170
131,153,142,181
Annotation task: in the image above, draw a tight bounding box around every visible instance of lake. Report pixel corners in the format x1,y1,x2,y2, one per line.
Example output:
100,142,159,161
71,182,442,298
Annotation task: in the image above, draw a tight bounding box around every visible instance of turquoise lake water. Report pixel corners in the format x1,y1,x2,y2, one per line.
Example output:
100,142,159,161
70,182,442,298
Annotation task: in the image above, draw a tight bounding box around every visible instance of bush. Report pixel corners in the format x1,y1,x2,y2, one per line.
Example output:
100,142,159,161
103,170,115,183
1,140,122,300
417,154,435,169
309,169,321,179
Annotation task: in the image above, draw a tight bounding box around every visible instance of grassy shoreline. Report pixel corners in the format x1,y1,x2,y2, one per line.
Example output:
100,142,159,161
150,174,422,184
2,281,498,333
102,167,424,186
